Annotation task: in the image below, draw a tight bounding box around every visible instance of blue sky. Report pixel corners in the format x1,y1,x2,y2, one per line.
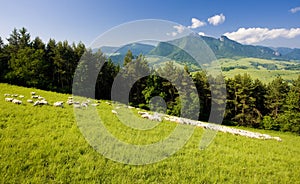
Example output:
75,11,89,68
1,0,300,48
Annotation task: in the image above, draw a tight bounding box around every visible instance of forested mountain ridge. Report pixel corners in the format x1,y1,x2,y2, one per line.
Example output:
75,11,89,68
102,34,300,65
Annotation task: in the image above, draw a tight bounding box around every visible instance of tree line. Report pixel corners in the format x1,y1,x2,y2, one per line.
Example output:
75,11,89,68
0,28,299,134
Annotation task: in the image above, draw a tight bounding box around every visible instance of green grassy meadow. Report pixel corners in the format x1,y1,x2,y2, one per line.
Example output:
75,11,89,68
1,83,300,183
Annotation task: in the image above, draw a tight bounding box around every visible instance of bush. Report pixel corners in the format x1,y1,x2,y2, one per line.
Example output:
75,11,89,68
262,116,280,130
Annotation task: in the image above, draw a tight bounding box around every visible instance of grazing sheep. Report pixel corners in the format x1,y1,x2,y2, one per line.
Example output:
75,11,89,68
112,110,118,114
4,94,10,97
141,112,162,122
33,100,48,106
33,101,40,106
5,98,14,102
31,92,36,95
67,99,73,105
81,103,88,109
141,113,151,119
12,99,22,104
105,101,111,105
27,99,33,103
38,96,44,100
151,113,162,122
12,94,18,97
39,99,48,105
19,95,24,98
53,101,64,108
31,95,39,99
128,106,134,109
91,103,99,107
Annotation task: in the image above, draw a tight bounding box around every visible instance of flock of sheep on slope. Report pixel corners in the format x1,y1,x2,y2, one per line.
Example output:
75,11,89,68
4,92,99,108
137,111,282,141
4,92,282,142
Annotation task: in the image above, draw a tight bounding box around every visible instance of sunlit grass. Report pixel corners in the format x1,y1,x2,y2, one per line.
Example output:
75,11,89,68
0,83,299,183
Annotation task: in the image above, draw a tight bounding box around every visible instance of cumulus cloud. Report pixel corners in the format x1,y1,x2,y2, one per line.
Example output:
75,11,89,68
167,25,185,37
174,25,185,33
198,32,206,36
224,27,300,44
207,14,225,26
187,18,206,29
290,7,300,13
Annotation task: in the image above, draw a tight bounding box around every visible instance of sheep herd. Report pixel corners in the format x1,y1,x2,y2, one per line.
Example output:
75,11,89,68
137,110,282,142
4,92,282,142
4,92,99,109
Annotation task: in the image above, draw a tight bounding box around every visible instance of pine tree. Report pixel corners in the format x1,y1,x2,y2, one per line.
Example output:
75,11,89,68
265,76,289,118
123,49,133,66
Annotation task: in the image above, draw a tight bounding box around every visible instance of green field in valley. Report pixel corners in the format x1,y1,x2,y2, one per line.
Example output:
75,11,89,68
147,56,300,83
1,83,300,183
214,58,300,83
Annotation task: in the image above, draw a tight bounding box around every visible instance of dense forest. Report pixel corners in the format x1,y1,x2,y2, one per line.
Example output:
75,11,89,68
1,28,299,134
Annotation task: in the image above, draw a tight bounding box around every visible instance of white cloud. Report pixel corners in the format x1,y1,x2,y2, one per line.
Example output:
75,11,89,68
198,32,206,36
290,7,300,13
174,25,185,33
166,25,185,37
207,14,225,26
224,27,300,44
187,18,206,29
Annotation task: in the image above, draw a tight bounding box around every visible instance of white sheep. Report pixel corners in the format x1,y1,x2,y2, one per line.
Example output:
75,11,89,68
91,103,99,107
38,96,44,100
4,94,10,97
31,92,36,95
150,113,162,122
12,99,22,104
81,102,88,109
67,100,73,105
53,101,64,108
39,99,48,105
33,101,40,106
27,99,33,103
19,95,24,98
112,110,118,114
5,98,14,102
33,100,48,106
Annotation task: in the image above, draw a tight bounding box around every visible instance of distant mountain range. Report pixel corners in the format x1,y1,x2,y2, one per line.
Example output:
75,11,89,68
100,34,300,65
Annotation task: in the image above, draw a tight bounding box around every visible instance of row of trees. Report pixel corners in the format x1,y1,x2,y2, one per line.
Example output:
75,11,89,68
0,28,299,134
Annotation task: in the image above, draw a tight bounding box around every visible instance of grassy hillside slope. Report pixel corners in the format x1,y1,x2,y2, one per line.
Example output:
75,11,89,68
0,83,299,183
